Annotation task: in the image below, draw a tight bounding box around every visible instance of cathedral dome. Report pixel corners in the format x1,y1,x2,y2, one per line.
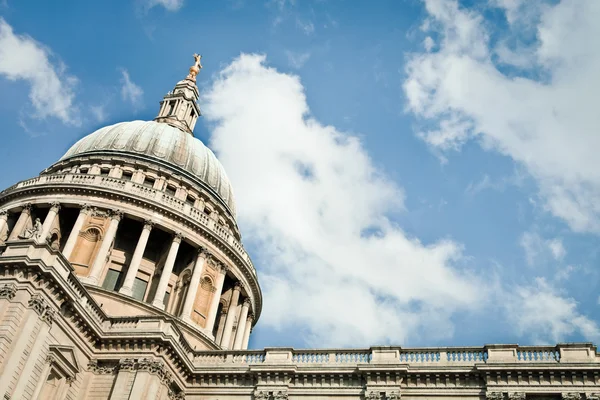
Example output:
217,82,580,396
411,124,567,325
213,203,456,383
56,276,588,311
61,120,236,215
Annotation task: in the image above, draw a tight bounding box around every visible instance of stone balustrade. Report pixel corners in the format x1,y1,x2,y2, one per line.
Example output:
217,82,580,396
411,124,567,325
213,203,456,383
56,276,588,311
0,172,256,275
190,344,600,368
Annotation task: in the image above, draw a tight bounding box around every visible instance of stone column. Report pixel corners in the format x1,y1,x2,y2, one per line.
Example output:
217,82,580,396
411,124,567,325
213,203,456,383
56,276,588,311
62,204,91,260
8,204,31,240
205,262,227,335
119,220,154,297
242,314,253,349
0,210,8,243
219,284,241,349
86,210,123,285
180,247,210,322
233,299,251,349
151,233,183,310
39,202,61,242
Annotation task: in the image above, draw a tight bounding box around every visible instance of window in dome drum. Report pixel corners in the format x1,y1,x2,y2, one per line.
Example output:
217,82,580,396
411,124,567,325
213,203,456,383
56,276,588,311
132,277,148,301
143,177,155,188
102,269,123,292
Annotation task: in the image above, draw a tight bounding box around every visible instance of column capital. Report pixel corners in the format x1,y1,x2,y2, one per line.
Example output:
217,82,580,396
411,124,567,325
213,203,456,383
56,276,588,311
0,209,7,217
49,201,61,212
80,203,93,214
247,313,254,322
197,246,211,258
143,220,155,231
21,203,32,214
173,232,184,243
233,282,243,292
110,209,124,221
243,298,252,307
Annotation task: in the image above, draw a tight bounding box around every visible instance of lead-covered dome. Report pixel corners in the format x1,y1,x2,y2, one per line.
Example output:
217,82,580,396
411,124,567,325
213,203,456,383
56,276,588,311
61,120,236,215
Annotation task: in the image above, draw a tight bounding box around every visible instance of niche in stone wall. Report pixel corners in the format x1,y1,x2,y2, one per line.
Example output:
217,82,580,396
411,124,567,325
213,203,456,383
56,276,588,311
71,226,103,276
191,275,214,327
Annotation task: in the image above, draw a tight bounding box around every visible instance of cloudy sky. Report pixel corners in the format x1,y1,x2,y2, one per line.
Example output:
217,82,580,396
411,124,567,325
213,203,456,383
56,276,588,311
1,0,599,350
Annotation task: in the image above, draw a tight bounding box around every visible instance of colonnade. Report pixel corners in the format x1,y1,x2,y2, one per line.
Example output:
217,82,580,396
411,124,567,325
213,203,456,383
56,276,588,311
0,202,254,349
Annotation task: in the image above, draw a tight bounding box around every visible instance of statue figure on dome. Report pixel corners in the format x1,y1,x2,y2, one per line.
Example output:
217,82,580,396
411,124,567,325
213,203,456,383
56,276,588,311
19,218,42,240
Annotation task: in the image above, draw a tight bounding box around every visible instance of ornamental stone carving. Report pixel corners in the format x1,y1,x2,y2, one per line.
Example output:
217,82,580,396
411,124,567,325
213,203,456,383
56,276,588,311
508,394,526,400
587,394,600,400
562,394,582,400
0,283,17,299
88,359,116,374
110,209,124,221
143,220,155,231
273,391,288,400
486,393,504,400
49,202,61,212
366,391,382,400
253,390,269,400
28,294,46,315
387,391,401,400
41,307,56,324
118,358,136,371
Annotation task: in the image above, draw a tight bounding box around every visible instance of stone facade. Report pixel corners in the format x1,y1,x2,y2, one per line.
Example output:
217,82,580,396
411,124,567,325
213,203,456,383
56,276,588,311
0,57,598,399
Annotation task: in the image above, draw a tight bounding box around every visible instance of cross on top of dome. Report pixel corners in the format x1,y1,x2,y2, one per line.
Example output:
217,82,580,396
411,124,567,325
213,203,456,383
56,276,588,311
154,54,202,135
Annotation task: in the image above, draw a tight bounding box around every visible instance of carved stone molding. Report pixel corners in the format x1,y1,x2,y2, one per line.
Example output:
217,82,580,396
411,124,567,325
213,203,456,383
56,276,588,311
486,393,504,400
41,307,56,324
118,358,136,371
366,391,382,400
28,294,47,316
88,359,116,374
587,394,600,400
46,354,57,364
273,391,288,400
168,389,186,400
0,210,7,219
253,390,269,400
387,391,401,400
0,283,17,299
28,293,56,324
562,394,582,400
508,393,525,400
80,204,92,214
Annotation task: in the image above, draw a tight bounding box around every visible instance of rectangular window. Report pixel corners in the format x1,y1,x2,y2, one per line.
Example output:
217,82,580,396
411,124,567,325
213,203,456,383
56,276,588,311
102,269,122,292
165,185,176,196
143,176,155,188
163,289,171,310
122,171,133,181
131,277,148,301
100,168,110,176
185,195,195,206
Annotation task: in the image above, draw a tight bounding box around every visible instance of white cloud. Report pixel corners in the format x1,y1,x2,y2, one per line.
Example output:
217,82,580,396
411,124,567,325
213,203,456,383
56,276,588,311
506,277,600,343
90,105,106,123
204,54,484,347
119,69,143,106
142,0,183,11
296,18,315,35
285,50,311,69
0,18,79,125
520,231,566,266
404,0,600,233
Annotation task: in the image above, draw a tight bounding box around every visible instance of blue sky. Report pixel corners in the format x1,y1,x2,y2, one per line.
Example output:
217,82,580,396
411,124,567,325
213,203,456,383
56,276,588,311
1,0,599,350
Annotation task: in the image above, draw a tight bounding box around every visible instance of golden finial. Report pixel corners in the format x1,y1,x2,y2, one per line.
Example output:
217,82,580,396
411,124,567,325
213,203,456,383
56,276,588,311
186,53,202,82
